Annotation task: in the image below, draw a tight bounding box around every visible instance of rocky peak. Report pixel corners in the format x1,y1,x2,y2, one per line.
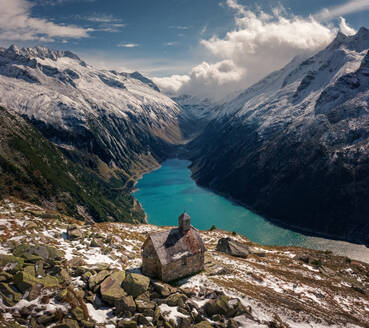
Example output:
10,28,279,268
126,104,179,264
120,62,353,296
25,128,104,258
2,44,83,64
129,71,160,92
334,31,348,43
325,28,369,53
357,26,369,37
116,70,160,92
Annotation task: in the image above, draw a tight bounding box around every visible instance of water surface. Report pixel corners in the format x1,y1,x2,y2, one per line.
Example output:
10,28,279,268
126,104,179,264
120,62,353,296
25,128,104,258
134,159,369,263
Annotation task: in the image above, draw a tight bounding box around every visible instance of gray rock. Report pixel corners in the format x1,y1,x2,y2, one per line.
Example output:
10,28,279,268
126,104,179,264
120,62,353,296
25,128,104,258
67,226,83,240
216,238,250,258
115,295,136,316
117,320,137,328
89,269,109,289
13,244,63,262
90,238,104,248
122,273,150,298
100,271,126,304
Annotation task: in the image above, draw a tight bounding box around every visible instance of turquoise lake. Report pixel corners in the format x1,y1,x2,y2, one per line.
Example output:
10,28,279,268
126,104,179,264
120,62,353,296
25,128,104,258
134,158,369,263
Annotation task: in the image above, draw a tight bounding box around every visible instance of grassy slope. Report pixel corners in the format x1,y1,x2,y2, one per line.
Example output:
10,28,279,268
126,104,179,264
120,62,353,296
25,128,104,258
0,106,145,223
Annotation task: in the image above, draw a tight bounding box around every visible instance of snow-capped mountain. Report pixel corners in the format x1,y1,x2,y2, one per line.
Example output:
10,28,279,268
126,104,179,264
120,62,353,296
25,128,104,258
0,45,188,222
0,45,181,133
0,44,188,166
188,27,369,245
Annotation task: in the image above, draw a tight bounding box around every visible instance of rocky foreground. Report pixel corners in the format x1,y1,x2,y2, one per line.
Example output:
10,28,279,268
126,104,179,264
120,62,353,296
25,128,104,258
0,198,369,328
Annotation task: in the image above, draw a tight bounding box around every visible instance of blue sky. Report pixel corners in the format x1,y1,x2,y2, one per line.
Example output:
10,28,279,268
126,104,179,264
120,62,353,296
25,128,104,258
1,0,369,98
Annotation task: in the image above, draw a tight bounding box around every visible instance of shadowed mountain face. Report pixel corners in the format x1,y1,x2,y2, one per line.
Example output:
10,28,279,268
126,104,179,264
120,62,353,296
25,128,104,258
187,28,369,245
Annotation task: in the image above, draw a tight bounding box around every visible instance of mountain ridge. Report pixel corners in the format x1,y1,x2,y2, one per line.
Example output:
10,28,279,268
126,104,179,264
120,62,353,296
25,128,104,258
0,45,192,223
187,27,369,246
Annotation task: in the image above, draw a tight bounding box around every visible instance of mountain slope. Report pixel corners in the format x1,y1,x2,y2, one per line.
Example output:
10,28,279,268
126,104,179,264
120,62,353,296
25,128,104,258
188,28,369,245
0,45,190,222
0,106,145,223
0,198,368,328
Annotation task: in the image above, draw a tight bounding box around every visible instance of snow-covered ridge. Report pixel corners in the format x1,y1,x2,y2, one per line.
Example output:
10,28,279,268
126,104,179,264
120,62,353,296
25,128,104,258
221,28,369,129
0,45,180,129
3,44,82,62
180,28,369,123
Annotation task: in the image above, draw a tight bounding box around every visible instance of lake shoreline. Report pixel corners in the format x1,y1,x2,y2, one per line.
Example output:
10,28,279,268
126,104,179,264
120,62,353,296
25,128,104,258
184,159,369,249
194,177,369,249
135,158,369,263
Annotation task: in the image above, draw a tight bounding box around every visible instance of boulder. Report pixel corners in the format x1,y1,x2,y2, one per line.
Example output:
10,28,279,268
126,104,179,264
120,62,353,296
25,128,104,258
23,265,36,276
135,298,156,316
54,318,80,328
165,293,188,307
89,270,110,289
68,257,85,267
153,305,161,324
115,295,136,316
90,239,104,248
60,268,71,283
0,282,22,306
35,260,45,277
100,271,126,304
72,307,85,321
122,273,150,298
13,244,63,262
204,295,245,318
14,271,43,292
135,313,151,325
43,275,60,288
67,226,83,241
28,283,43,301
25,222,38,229
216,238,250,258
37,313,58,325
0,271,13,282
117,320,137,328
152,281,175,297
194,321,213,328
0,254,24,273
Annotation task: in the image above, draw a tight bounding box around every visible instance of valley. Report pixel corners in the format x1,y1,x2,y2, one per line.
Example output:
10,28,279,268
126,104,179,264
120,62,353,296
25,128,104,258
135,158,369,263
1,30,369,246
1,27,369,328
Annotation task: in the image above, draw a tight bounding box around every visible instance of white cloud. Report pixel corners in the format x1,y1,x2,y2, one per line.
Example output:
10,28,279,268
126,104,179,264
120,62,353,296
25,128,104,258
0,0,92,41
315,0,369,21
117,43,139,48
153,75,190,94
155,1,337,100
339,17,356,36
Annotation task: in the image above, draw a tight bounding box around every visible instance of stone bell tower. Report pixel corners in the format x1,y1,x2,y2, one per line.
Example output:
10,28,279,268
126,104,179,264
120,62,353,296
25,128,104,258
179,212,191,232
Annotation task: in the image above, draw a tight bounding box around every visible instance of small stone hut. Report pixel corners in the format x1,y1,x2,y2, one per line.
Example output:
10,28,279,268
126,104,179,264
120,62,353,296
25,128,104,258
141,212,206,282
